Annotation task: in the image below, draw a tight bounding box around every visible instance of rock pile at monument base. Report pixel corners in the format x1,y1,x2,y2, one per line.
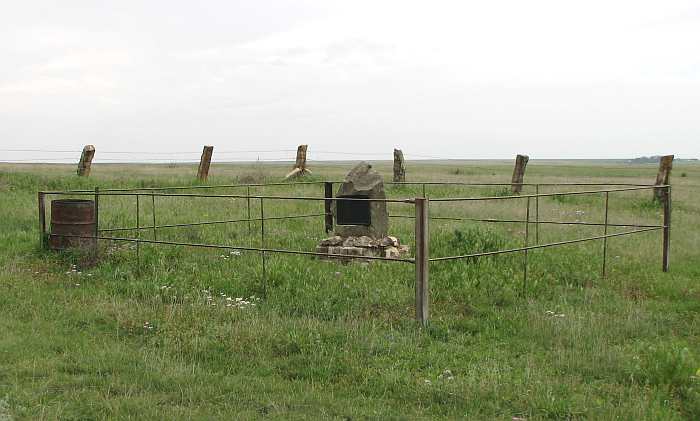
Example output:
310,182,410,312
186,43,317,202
316,235,410,262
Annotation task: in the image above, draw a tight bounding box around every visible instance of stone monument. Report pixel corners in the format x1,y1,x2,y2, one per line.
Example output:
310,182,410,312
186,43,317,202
316,162,409,262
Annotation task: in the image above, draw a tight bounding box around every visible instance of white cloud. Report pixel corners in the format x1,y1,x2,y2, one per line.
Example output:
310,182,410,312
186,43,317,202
1,0,699,160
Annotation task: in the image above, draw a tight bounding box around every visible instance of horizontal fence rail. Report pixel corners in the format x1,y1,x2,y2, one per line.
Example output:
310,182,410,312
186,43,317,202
51,181,662,194
46,233,415,263
55,181,329,194
428,185,668,202
98,213,328,232
39,190,415,203
385,181,659,187
429,227,662,262
389,214,664,229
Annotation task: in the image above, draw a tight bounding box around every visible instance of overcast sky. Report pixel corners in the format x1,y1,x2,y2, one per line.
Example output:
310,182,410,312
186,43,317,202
1,1,699,162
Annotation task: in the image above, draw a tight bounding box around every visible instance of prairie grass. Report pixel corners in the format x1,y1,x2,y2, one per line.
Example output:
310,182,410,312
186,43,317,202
0,160,699,419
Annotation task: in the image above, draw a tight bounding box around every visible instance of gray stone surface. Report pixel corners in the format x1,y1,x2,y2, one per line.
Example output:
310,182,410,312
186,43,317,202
334,162,389,238
319,236,344,246
343,236,377,247
315,235,410,262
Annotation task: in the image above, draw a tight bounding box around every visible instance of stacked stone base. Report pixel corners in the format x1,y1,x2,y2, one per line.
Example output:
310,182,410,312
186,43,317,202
316,235,409,263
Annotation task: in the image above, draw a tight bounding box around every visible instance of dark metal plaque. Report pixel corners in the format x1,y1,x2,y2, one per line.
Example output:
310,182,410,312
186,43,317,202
336,195,371,226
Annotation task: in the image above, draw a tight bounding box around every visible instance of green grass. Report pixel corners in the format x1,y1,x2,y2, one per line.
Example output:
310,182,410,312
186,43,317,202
1,161,699,420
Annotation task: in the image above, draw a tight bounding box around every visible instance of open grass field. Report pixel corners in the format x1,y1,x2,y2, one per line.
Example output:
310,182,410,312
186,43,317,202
1,160,699,420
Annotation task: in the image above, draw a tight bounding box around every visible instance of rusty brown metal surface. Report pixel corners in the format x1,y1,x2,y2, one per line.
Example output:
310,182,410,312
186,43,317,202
414,197,429,325
38,192,46,249
49,199,96,250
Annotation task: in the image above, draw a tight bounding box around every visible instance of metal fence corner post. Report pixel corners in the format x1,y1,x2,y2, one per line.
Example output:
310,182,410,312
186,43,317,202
415,197,429,326
662,185,671,272
38,192,46,249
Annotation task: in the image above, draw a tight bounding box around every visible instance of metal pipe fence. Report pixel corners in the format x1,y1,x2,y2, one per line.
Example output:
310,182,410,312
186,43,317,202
37,180,671,326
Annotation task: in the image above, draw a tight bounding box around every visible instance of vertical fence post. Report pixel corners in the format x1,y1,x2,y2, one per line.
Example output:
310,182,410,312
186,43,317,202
151,193,157,241
535,184,540,244
93,187,100,256
38,192,46,249
284,145,309,179
294,145,308,171
422,183,426,199
77,145,96,177
246,186,252,239
197,145,214,181
511,154,529,194
653,155,673,202
260,197,267,283
602,192,609,278
662,186,671,272
324,182,334,234
415,197,429,325
523,197,530,294
136,194,141,276
393,148,406,182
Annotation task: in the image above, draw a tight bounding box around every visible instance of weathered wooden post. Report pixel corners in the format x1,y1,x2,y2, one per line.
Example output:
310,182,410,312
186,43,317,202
197,145,214,181
653,155,673,203
77,145,96,176
511,154,529,194
393,149,406,182
415,197,429,325
284,145,311,179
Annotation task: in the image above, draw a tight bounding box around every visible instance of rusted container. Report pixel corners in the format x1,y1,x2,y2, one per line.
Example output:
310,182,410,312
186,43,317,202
49,199,97,251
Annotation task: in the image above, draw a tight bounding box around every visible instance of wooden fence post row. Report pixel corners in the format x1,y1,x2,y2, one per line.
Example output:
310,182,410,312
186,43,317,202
77,145,96,177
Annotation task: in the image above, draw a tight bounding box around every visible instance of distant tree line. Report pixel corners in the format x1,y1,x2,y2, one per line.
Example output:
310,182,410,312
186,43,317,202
630,156,697,164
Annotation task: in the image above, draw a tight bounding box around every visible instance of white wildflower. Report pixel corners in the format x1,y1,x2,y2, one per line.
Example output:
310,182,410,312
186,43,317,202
439,369,455,380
